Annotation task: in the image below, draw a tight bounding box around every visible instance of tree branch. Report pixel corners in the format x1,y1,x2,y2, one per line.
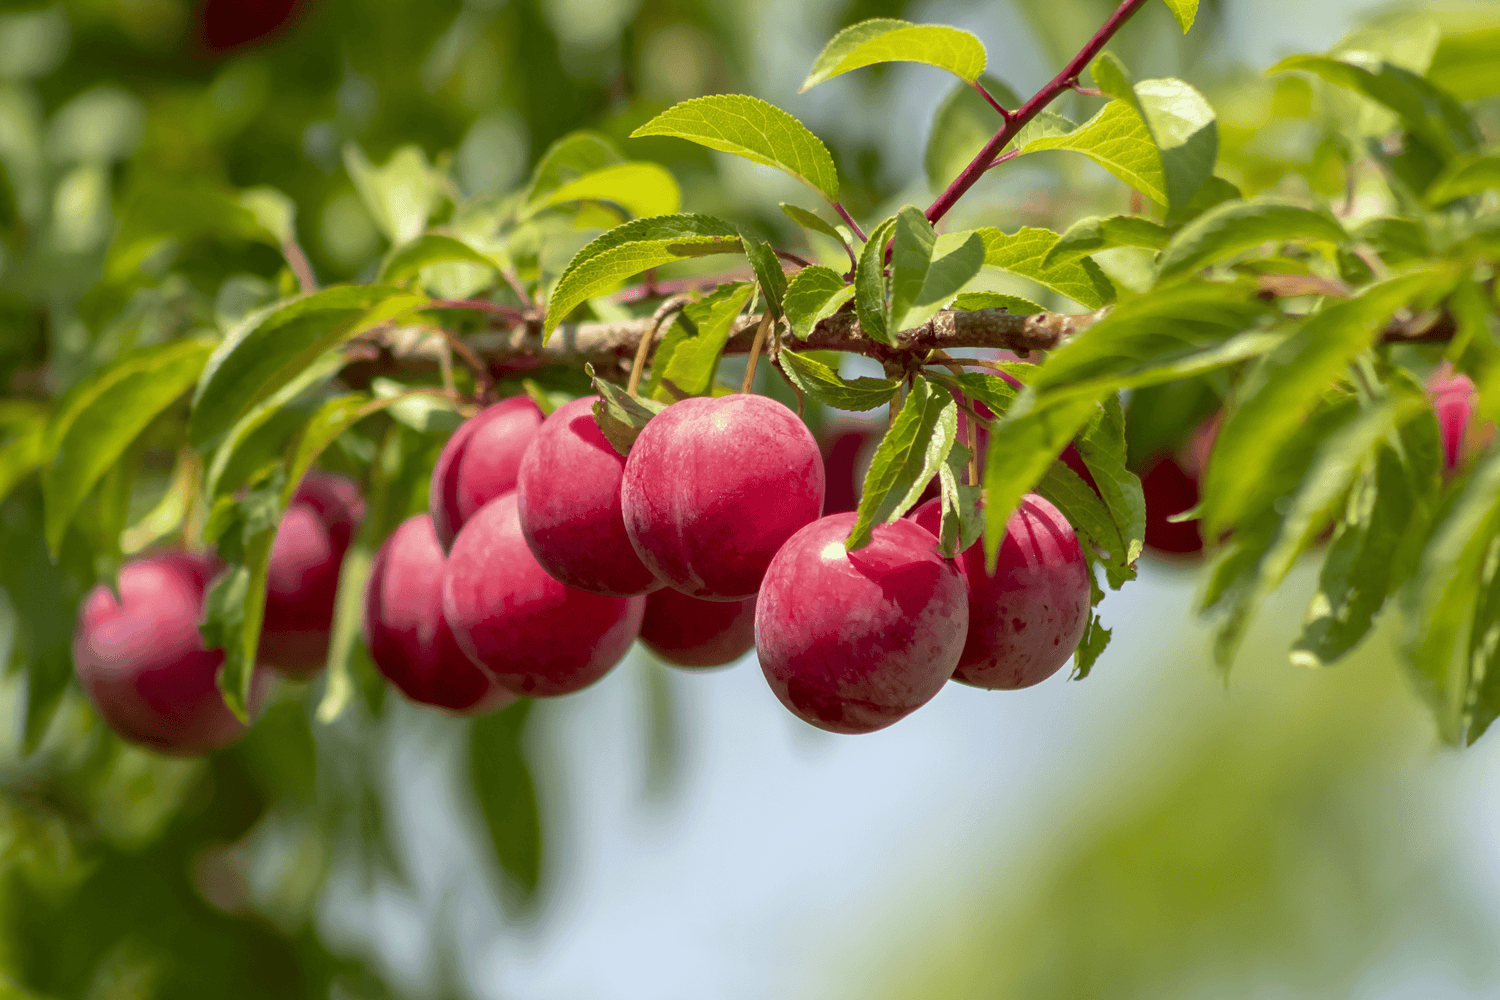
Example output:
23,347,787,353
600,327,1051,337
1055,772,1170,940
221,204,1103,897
925,0,1151,225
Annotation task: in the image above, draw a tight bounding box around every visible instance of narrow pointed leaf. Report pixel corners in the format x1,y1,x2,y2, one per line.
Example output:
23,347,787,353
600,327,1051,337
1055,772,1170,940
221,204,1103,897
847,378,957,550
781,203,853,252
43,338,214,556
524,161,681,220
890,207,985,333
855,215,899,345
1156,199,1348,279
1045,215,1170,267
191,285,424,449
646,283,754,401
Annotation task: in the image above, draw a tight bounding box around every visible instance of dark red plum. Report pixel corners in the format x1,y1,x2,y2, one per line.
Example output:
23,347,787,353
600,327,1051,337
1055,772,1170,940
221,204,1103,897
259,471,366,678
755,513,968,734
364,515,515,715
640,589,756,669
443,492,645,697
621,394,824,600
74,552,263,756
430,397,543,550
516,395,662,596
912,495,1089,689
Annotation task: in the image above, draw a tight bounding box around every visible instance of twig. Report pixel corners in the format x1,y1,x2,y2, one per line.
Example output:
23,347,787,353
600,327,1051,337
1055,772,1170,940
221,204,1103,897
926,0,1151,225
832,202,869,243
774,249,813,269
429,298,529,323
283,240,318,293
971,80,1011,119
498,266,537,311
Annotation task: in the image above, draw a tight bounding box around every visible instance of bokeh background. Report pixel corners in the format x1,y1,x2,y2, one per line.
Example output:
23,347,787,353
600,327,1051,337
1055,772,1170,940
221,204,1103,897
3,0,1500,997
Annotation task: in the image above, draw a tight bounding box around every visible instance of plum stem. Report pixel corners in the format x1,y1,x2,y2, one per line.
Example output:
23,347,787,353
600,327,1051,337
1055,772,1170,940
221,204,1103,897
740,312,775,394
628,296,691,397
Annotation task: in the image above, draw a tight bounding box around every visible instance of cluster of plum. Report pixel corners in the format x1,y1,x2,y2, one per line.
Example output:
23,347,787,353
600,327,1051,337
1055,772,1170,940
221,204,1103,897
75,364,1489,757
72,389,1094,755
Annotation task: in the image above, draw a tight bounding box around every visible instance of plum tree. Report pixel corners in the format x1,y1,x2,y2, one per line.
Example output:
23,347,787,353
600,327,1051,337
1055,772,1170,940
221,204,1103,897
912,495,1089,690
430,397,544,550
73,552,261,755
639,589,756,669
621,394,824,600
259,471,366,678
364,514,515,715
443,492,646,697
755,514,968,734
517,395,663,596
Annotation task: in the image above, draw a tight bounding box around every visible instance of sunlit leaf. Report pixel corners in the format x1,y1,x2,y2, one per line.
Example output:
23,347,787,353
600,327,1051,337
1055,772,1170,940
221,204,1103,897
855,215,899,345
343,143,442,245
631,95,840,200
890,207,985,334
1044,215,1170,268
523,161,681,220
782,265,855,339
779,351,900,412
802,19,986,91
646,283,755,402
939,227,1115,309
1162,0,1197,32
847,377,956,550
543,214,743,338
1156,198,1348,279
379,233,497,286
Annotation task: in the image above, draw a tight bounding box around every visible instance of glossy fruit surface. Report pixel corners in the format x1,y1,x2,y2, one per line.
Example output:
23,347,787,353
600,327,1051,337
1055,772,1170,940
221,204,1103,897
259,471,366,678
639,589,756,669
516,395,662,596
443,492,645,697
74,552,259,756
912,495,1089,689
621,394,824,600
365,515,515,714
756,513,968,734
430,397,543,550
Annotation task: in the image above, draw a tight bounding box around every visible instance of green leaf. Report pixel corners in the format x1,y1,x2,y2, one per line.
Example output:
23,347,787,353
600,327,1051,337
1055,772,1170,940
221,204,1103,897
525,131,623,205
344,143,442,246
1200,270,1455,537
1072,611,1112,678
1404,448,1500,745
1044,215,1170,268
1036,456,1130,586
742,235,788,319
855,215,899,345
646,283,755,402
1293,444,1425,669
240,186,297,245
203,350,346,501
802,19,986,91
0,413,47,506
982,395,1103,572
925,74,1021,190
779,351,900,412
523,161,681,221
588,364,667,455
1027,279,1272,398
1075,398,1146,567
1429,16,1500,101
938,370,1022,418
1426,154,1500,206
940,227,1115,309
1465,536,1500,744
471,702,543,901
890,207,985,334
370,379,463,435
631,95,840,200
1162,0,1197,32
934,442,983,559
543,214,743,338
315,542,373,724
379,233,497,286
42,338,214,557
191,285,424,449
782,265,856,339
1155,198,1348,280
781,203,853,254
846,377,957,550
951,291,1042,315
1019,99,1169,205
1269,54,1478,159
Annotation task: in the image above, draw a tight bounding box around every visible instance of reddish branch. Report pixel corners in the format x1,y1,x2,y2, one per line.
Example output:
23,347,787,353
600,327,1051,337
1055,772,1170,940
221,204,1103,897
925,0,1152,225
